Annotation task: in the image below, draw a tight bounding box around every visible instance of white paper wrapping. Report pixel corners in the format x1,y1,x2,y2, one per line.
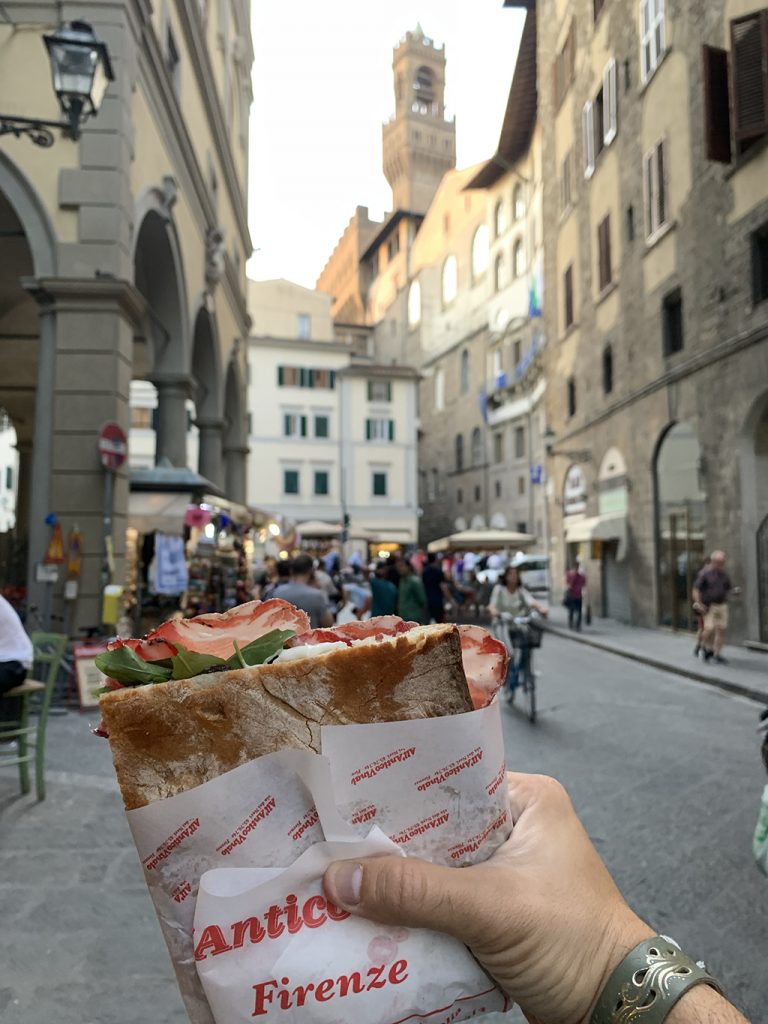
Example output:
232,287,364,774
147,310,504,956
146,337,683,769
125,703,512,1024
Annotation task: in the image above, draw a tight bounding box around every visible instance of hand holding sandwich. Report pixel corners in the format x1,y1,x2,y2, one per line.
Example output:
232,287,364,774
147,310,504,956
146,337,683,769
324,773,749,1024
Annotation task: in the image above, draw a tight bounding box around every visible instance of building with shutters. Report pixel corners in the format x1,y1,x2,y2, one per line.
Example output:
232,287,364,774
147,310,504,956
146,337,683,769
0,3,253,629
246,280,419,552
538,0,768,641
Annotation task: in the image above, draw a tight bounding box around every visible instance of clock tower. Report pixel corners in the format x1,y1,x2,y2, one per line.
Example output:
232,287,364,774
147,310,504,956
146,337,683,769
382,24,456,214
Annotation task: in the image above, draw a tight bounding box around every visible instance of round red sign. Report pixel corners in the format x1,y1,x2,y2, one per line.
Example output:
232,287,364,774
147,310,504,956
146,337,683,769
98,421,128,471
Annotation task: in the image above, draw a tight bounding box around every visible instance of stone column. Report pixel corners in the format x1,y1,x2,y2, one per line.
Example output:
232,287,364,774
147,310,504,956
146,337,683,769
14,440,32,550
153,375,190,468
196,417,225,490
224,444,249,504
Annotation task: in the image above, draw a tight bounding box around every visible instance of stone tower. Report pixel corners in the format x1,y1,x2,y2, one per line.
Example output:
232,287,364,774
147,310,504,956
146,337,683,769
382,24,457,214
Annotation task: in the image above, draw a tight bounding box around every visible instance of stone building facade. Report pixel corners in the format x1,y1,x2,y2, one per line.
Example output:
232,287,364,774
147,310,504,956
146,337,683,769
0,1,252,628
538,0,768,640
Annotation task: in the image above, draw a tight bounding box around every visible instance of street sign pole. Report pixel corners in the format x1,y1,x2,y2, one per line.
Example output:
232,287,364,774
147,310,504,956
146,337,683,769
101,467,114,595
97,423,127,619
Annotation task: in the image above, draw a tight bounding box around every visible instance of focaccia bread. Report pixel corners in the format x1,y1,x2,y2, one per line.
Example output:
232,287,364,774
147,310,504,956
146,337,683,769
100,623,473,811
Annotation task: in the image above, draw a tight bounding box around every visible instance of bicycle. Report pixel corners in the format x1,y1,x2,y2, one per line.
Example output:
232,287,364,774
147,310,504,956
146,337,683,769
496,611,544,724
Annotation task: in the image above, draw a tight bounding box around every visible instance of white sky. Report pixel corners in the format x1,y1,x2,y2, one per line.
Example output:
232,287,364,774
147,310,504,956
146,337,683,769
247,0,525,288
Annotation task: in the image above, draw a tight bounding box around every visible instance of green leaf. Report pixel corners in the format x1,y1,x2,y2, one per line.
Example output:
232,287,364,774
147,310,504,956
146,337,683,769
170,644,227,680
226,629,295,668
95,646,174,686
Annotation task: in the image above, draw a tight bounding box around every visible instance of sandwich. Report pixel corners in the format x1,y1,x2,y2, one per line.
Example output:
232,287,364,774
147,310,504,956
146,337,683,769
96,600,507,812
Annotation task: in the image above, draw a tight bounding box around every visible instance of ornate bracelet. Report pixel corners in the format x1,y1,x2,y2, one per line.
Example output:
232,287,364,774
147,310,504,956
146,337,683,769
589,935,724,1024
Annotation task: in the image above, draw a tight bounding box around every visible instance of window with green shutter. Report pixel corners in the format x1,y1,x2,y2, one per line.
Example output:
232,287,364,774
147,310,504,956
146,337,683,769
283,469,300,495
372,471,388,497
367,380,392,401
314,470,329,496
314,415,330,438
388,420,395,441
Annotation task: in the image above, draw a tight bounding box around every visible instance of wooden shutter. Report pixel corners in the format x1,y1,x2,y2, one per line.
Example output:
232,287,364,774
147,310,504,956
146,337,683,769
277,366,284,386
300,415,307,437
603,59,618,145
365,419,372,440
583,102,595,177
564,265,574,328
702,45,732,162
731,11,768,143
598,217,612,290
388,420,395,441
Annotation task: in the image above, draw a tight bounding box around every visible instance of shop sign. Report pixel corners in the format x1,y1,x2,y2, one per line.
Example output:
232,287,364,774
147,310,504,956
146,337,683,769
563,465,587,516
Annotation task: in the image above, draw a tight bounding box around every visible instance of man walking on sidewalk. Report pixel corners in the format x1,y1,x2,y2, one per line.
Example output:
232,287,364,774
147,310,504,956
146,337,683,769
694,550,734,664
564,562,587,631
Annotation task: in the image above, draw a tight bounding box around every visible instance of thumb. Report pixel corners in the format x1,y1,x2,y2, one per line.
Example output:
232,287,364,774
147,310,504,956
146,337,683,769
323,855,493,947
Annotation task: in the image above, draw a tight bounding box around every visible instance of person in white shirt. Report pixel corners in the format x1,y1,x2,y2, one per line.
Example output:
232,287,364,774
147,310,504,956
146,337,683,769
0,594,33,724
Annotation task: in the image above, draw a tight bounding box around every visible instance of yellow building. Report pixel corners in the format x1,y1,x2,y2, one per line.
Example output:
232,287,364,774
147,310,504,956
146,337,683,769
539,0,768,640
0,3,253,628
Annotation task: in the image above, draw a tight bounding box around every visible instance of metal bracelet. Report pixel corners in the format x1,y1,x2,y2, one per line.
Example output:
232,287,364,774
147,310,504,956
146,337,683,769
589,935,724,1024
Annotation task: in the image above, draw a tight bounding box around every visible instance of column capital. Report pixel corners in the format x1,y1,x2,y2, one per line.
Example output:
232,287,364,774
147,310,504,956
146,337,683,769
150,372,194,396
223,443,250,457
195,417,226,432
20,275,146,332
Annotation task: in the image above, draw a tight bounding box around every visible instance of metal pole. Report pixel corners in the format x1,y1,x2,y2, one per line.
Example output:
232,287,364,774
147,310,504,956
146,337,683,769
101,468,114,596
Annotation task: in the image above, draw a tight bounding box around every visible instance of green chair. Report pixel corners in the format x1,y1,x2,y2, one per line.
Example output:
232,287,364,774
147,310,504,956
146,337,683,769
0,631,68,800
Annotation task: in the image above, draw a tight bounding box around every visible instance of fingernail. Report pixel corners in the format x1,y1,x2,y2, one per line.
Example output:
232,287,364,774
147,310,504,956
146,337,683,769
327,861,363,906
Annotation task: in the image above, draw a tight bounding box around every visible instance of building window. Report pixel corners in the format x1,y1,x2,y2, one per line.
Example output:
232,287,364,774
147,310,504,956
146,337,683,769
277,367,336,389
474,485,482,502
626,205,635,241
131,407,153,429
643,139,668,240
296,313,311,339
515,426,525,459
372,471,388,497
314,414,330,438
283,412,307,438
752,222,768,304
407,280,421,328
427,469,437,501
494,252,507,292
513,238,526,278
493,431,504,463
457,488,463,505
553,22,576,110
564,264,575,330
495,480,502,498
314,470,329,496
366,417,394,441
460,349,470,394
513,184,525,221
518,476,526,496
602,344,614,394
471,224,490,282
662,288,684,355
387,233,400,260
494,199,507,237
5,466,13,490
561,150,573,213
513,339,522,366
283,469,300,495
567,376,576,417
517,521,528,534
367,379,392,402
441,254,458,305
640,0,666,82
435,368,445,411
731,12,768,155
455,434,464,472
583,60,617,178
597,214,613,292
471,427,483,467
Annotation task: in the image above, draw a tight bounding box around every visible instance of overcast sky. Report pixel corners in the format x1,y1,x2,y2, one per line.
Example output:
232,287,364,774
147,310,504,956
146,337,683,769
247,1,525,288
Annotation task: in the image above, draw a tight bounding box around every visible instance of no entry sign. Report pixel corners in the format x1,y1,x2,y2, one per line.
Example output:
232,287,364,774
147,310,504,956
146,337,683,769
98,422,128,471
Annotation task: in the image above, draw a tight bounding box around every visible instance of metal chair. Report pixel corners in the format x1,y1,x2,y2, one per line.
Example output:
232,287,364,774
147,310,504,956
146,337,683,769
0,632,68,800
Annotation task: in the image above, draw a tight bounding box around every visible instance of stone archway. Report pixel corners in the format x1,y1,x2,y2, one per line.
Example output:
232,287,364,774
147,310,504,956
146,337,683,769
191,307,224,489
223,359,248,503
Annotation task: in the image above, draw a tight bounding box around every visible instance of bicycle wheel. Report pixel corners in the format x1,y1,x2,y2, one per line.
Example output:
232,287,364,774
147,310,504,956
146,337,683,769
523,657,536,724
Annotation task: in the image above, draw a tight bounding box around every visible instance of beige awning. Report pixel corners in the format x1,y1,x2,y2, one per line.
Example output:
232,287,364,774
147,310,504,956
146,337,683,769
427,528,536,553
128,492,190,535
295,520,343,538
565,512,627,560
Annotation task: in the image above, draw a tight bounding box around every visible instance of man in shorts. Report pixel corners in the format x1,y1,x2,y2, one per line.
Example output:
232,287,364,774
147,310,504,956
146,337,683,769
694,550,734,664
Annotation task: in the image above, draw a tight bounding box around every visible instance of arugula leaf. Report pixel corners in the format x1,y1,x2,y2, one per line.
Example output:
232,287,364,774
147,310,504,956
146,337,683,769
95,645,173,686
171,644,227,680
226,629,295,668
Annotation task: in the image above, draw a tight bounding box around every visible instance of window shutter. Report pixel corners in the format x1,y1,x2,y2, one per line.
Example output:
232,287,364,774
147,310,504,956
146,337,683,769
367,380,373,401
643,150,653,237
656,141,667,228
583,101,595,177
330,370,336,389
366,419,372,441
388,419,395,441
702,45,732,163
731,11,768,143
151,407,158,431
604,59,618,145
300,415,307,437
277,366,284,386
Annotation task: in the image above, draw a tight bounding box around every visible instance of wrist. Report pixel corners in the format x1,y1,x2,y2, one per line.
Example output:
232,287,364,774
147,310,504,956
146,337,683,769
579,913,655,1024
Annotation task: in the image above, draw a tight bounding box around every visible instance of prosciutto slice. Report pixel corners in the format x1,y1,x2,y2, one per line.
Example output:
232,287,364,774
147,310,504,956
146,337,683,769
106,600,310,663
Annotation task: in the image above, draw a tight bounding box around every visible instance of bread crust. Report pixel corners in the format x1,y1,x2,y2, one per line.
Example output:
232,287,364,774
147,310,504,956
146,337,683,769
100,623,472,811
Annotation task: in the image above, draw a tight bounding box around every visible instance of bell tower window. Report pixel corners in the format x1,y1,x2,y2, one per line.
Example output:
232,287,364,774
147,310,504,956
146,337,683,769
412,65,435,114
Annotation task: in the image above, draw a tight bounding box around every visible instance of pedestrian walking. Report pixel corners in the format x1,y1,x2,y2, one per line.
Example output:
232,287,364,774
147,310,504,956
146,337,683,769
422,552,454,623
260,558,291,601
396,558,428,624
370,562,398,616
563,561,587,631
694,550,736,664
274,554,334,628
0,594,33,726
691,555,711,658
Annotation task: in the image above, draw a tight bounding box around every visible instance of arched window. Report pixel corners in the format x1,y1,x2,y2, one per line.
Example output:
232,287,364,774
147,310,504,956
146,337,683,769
513,238,526,278
471,426,483,466
441,255,458,305
460,349,470,394
471,224,490,282
602,344,614,394
407,280,421,328
494,199,507,237
455,434,464,472
494,252,507,293
513,183,525,220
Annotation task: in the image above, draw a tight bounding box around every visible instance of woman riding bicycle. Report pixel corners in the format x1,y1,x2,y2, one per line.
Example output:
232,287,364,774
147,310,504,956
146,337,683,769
488,564,548,699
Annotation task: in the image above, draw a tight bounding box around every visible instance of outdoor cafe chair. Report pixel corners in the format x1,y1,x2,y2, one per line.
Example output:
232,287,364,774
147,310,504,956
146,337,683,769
0,632,68,801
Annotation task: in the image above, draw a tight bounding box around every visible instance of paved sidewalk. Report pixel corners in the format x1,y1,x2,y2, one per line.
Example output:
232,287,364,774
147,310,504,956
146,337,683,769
546,606,768,703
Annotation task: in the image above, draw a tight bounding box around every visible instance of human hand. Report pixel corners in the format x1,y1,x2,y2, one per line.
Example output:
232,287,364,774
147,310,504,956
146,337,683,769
323,774,652,1024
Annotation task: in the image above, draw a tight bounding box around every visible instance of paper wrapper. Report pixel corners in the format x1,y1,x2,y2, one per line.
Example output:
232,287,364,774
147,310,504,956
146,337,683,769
126,703,511,1024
